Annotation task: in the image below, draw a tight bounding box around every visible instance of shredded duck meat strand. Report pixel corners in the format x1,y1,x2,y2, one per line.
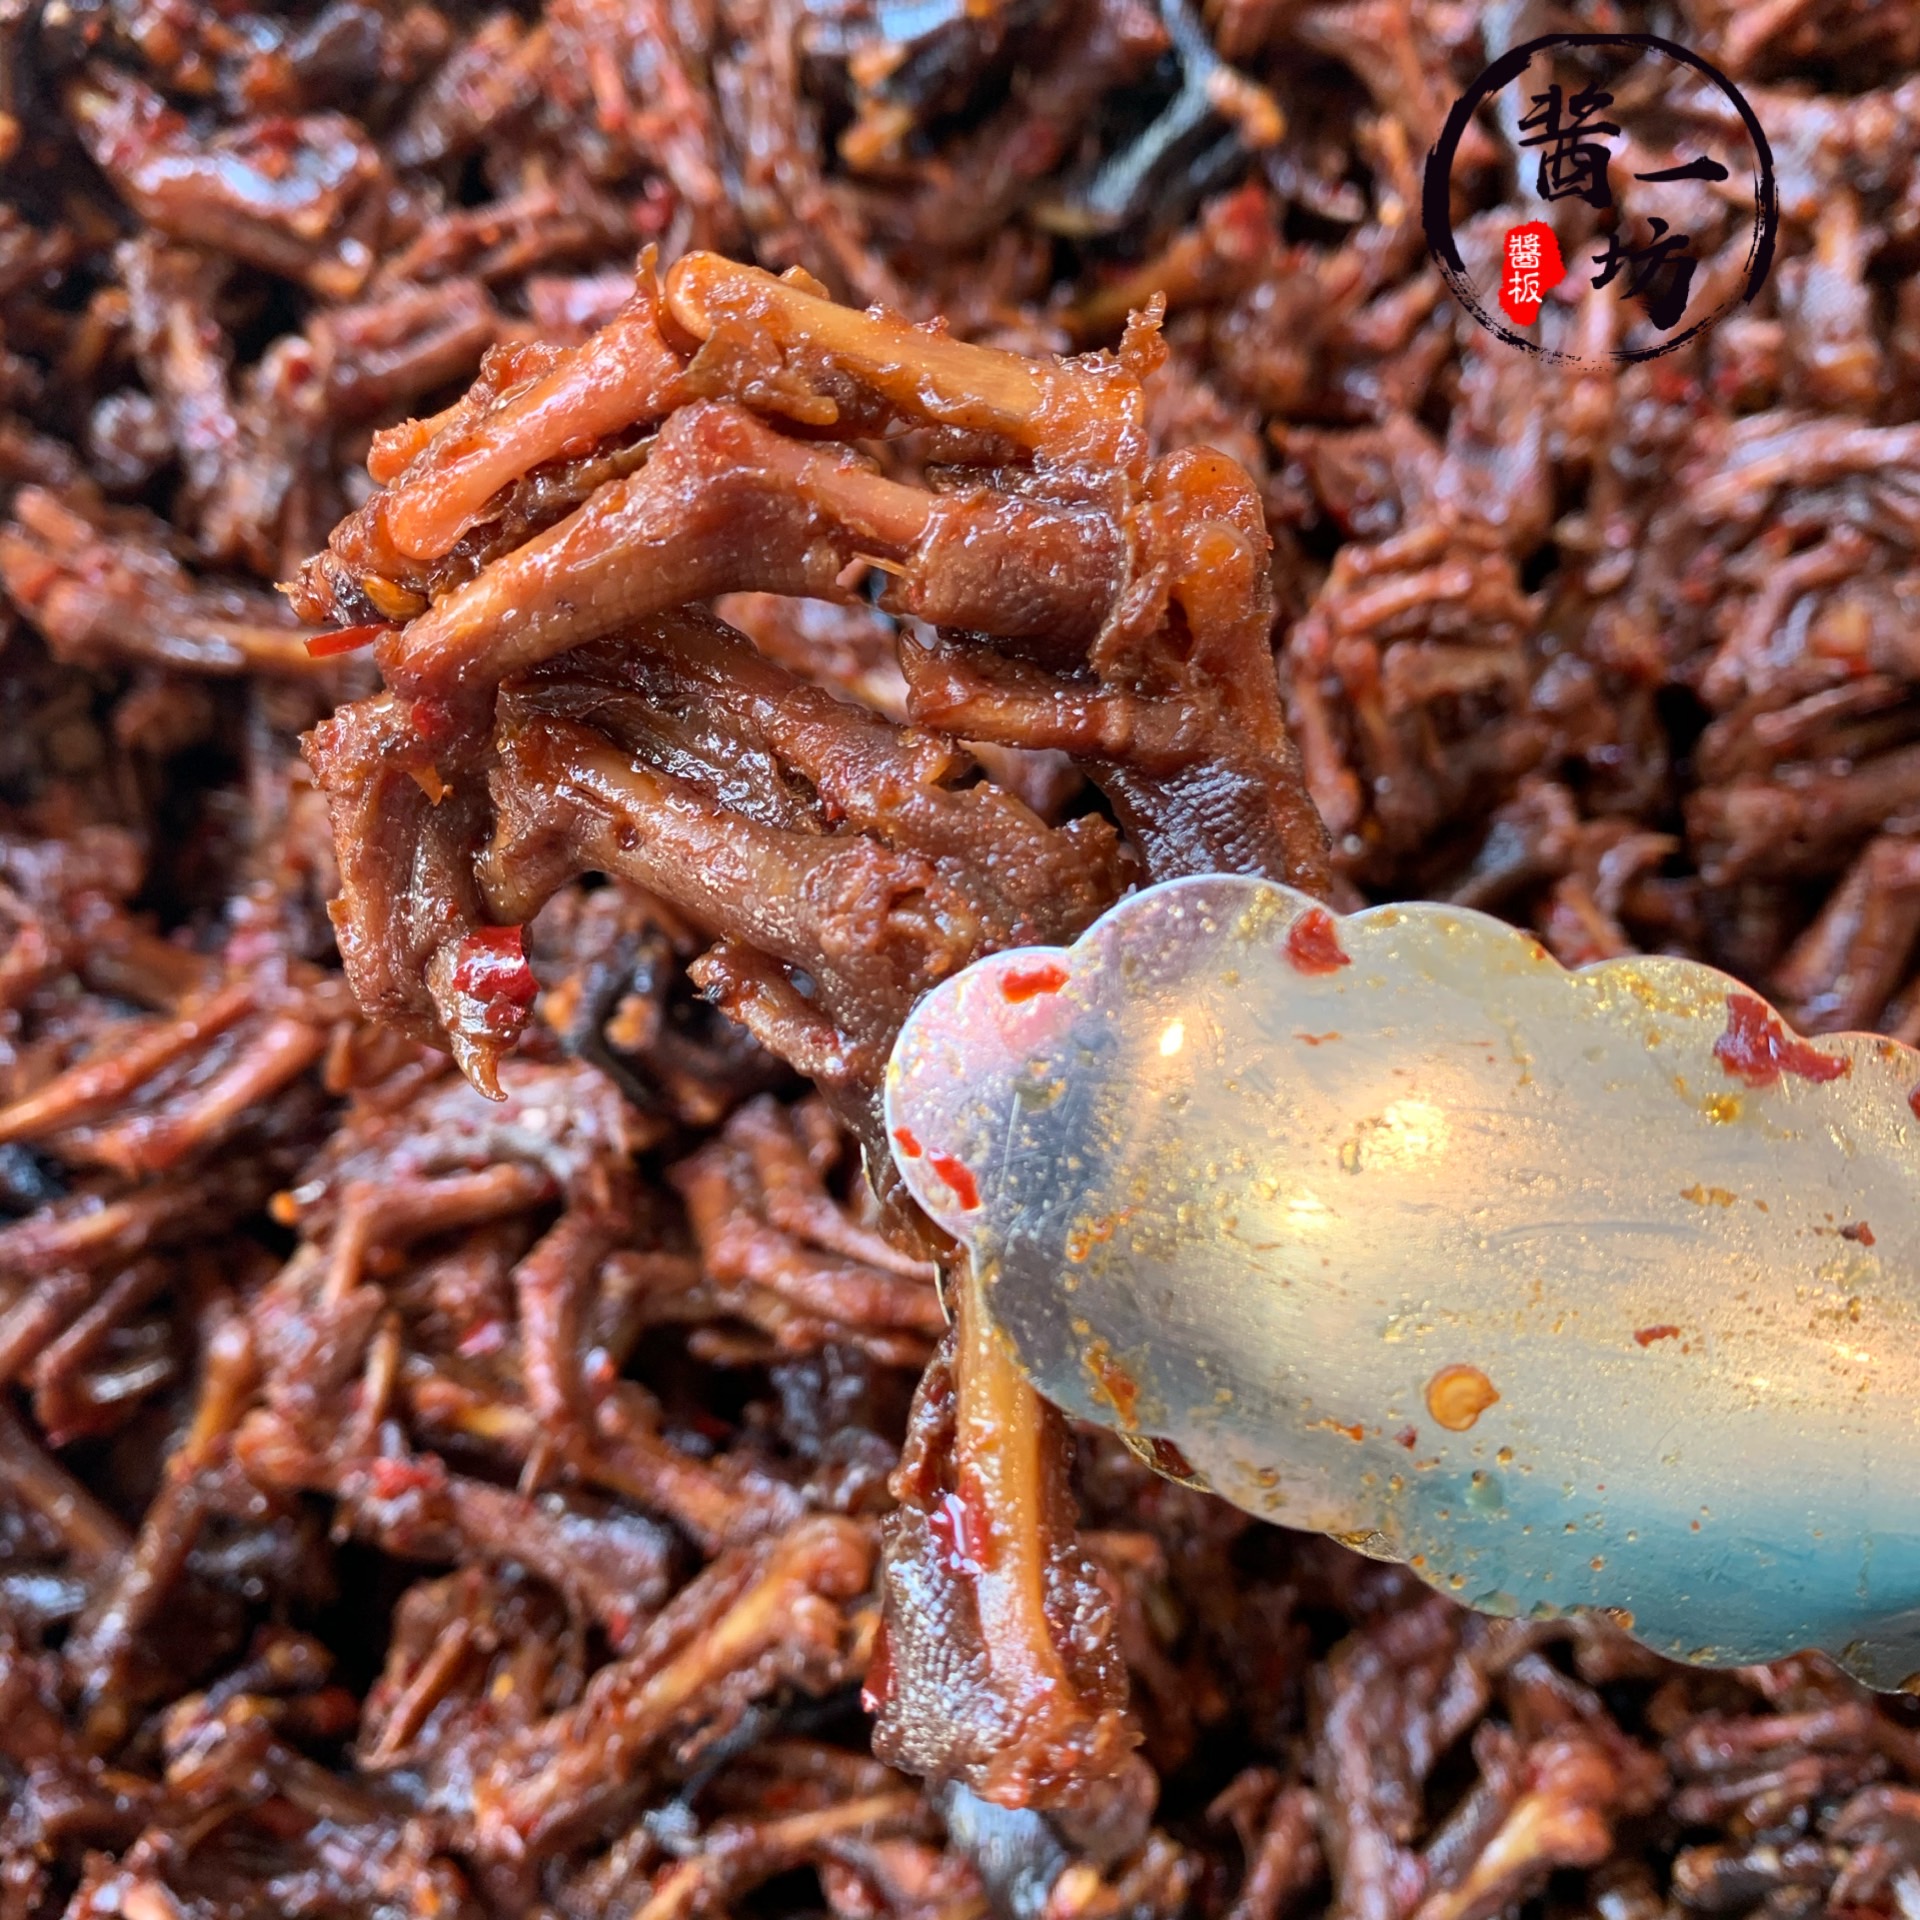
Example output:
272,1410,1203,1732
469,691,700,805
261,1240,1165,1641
0,0,1917,1915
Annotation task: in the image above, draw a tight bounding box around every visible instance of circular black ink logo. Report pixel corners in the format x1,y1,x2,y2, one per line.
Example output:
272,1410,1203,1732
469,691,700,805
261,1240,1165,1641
1422,34,1777,366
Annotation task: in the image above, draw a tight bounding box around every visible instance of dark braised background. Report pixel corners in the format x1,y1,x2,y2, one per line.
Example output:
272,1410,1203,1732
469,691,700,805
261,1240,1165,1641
2,1,1919,1916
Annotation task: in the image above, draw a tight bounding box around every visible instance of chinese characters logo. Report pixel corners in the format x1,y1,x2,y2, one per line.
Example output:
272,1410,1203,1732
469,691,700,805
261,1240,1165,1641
1498,222,1563,328
1423,34,1776,364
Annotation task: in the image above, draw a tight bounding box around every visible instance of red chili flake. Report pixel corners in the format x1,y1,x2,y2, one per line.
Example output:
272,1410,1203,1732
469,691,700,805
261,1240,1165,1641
1001,959,1070,1001
891,1126,922,1159
1395,1427,1418,1450
1841,1222,1877,1247
1285,907,1350,975
304,621,392,658
452,926,538,1006
1312,1417,1365,1443
1713,993,1850,1088
450,926,538,1036
408,694,459,749
928,1153,979,1210
1496,220,1566,328
1634,1324,1682,1347
860,1623,895,1717
1144,1436,1198,1481
1085,1339,1141,1429
1911,1085,1920,1122
366,1454,446,1501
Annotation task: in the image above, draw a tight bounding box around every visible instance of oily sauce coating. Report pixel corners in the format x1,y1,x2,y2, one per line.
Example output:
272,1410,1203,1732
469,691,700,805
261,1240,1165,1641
299,251,1330,1130
297,250,1330,1819
3,1,1920,1917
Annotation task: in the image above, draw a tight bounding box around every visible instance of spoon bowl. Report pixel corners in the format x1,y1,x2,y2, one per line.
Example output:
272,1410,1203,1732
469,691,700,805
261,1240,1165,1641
885,875,1920,1687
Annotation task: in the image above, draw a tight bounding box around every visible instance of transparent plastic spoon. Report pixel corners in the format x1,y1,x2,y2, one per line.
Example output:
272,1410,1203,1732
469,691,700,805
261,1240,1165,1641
884,875,1920,1688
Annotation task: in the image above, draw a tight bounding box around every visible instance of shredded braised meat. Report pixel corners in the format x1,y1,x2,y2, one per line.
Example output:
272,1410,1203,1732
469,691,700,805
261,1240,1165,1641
293,252,1327,1125
1,0,1920,1916
295,247,1330,1821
